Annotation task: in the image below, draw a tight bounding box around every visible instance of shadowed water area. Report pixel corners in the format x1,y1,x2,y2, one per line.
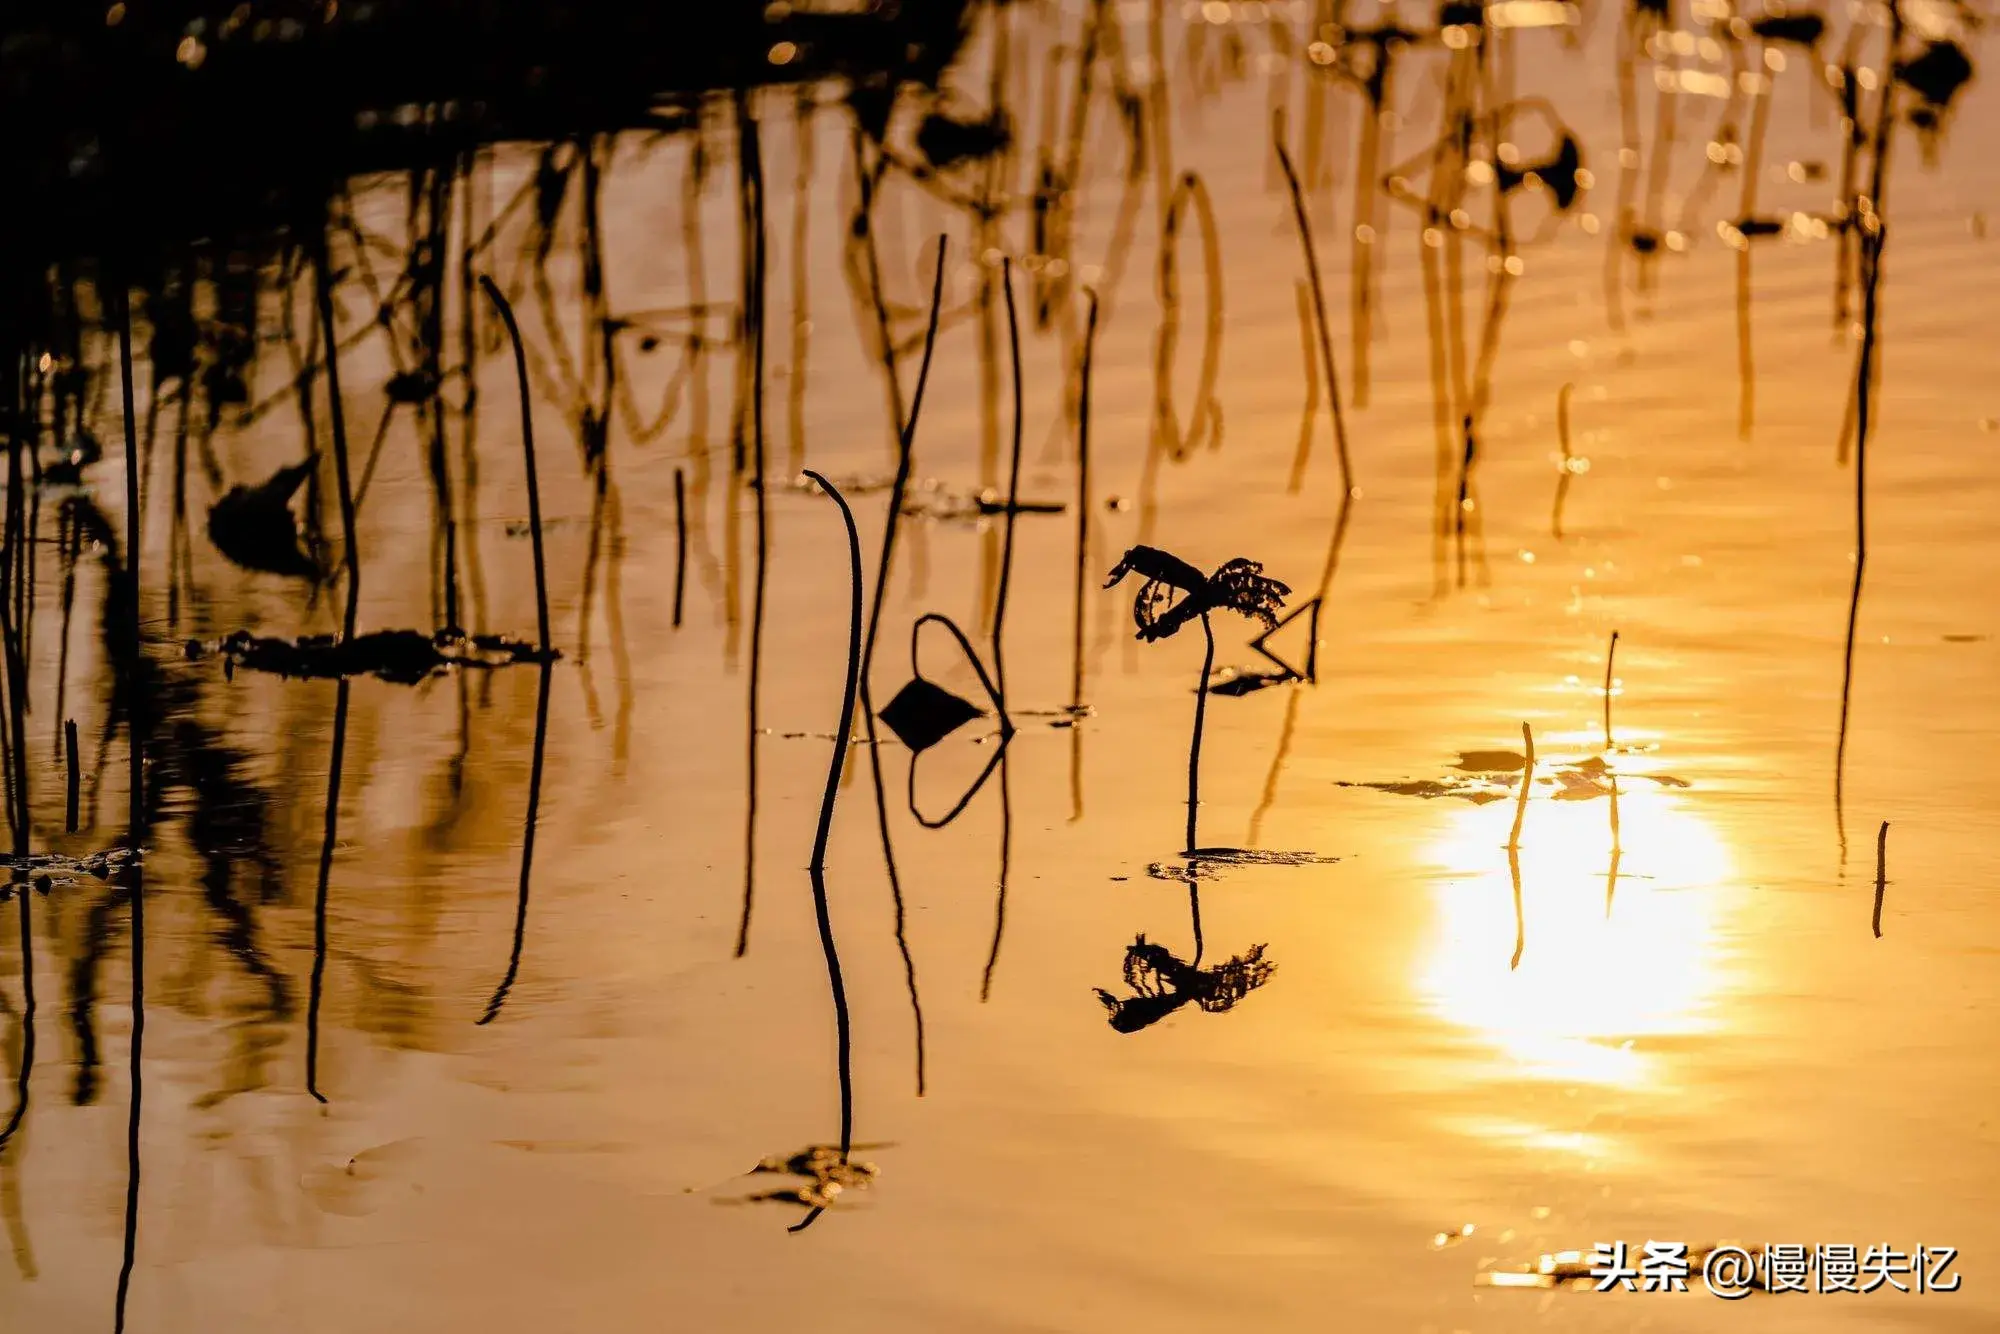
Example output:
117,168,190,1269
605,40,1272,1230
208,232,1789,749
0,1,1997,1330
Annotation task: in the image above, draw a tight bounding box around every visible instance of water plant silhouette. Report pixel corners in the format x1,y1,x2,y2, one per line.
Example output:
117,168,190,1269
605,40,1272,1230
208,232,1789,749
305,218,361,1110
1873,821,1890,938
206,456,320,579
1105,546,1289,853
1274,114,1353,496
790,470,865,1235
851,229,947,1095
1550,383,1579,539
476,274,556,1026
1506,722,1535,971
111,272,146,1334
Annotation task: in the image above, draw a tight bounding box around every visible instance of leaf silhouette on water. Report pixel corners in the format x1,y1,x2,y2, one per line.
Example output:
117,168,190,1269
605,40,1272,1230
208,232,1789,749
1748,13,1826,47
1349,747,1690,807
878,678,983,752
1093,935,1275,1033
1495,133,1585,213
915,110,1012,170
1104,545,1288,643
190,628,553,685
383,368,440,405
206,455,320,579
1206,666,1295,697
1897,39,1976,154
1455,750,1527,774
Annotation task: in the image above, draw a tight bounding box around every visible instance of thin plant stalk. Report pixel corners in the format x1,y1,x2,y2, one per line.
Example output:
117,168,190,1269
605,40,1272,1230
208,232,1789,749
979,259,1027,1004
306,220,361,1106
1603,629,1619,751
65,717,79,834
791,470,864,1234
1872,820,1889,938
1072,290,1099,714
475,275,556,1026
1186,612,1216,855
673,468,687,629
477,275,551,654
111,274,146,1334
1275,123,1353,495
1508,721,1535,850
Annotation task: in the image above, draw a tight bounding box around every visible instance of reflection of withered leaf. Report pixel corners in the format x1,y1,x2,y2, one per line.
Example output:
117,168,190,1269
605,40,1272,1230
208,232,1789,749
1094,935,1275,1033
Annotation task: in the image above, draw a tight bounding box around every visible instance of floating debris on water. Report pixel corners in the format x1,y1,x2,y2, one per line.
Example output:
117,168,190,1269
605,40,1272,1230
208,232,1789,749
190,628,555,685
1345,748,1689,805
741,1145,881,1212
788,471,1064,522
0,848,141,899
1145,847,1342,881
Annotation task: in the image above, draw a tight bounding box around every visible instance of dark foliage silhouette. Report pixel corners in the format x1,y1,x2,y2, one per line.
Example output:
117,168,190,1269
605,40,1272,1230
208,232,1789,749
1106,545,1288,852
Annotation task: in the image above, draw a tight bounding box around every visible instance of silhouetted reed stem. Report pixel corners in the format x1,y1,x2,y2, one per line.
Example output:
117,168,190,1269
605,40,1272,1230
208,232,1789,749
1274,123,1353,496
477,274,551,656
1072,290,1099,713
1836,8,1903,831
672,467,687,629
1872,821,1889,938
979,259,1027,1005
111,274,145,1334
65,718,78,833
736,90,770,960
306,220,360,1106
1603,629,1619,751
795,471,863,1230
474,277,555,1026
1186,613,1215,855
1508,721,1534,851
853,233,945,1093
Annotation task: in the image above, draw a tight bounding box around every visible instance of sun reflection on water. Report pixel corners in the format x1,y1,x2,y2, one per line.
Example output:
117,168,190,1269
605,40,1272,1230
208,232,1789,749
1418,777,1736,1090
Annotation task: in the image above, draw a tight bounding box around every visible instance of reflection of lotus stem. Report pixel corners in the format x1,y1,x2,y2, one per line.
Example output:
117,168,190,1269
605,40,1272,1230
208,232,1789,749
1872,821,1889,938
1552,382,1575,538
65,717,79,833
111,274,146,1334
478,275,551,655
1508,721,1535,851
1072,289,1099,712
1186,612,1215,854
1275,119,1353,496
800,471,863,1192
1603,628,1619,751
